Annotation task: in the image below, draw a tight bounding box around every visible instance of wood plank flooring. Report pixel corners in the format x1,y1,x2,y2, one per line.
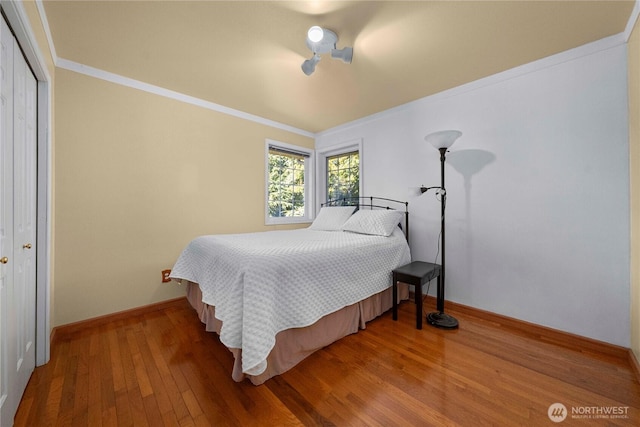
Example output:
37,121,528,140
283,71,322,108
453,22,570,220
14,298,640,426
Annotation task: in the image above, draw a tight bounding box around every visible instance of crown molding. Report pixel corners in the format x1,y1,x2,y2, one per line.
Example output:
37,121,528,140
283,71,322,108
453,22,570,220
624,0,640,41
56,58,314,138
317,32,627,139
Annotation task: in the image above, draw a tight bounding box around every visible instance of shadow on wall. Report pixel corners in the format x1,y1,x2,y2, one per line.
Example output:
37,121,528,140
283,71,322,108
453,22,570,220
447,149,496,190
446,149,496,297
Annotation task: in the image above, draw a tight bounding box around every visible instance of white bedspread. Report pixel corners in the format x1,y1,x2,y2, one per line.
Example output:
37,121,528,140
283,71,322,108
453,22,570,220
170,227,411,376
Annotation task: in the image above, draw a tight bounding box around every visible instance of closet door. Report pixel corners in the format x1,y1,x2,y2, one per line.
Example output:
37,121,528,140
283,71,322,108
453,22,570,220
0,16,37,426
12,23,37,407
0,14,15,427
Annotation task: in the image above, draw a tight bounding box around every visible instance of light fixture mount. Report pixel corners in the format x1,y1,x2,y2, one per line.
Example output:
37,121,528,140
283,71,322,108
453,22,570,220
301,26,353,76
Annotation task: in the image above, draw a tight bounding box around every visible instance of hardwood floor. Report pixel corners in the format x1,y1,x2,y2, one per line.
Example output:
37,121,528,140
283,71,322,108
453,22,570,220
14,298,640,426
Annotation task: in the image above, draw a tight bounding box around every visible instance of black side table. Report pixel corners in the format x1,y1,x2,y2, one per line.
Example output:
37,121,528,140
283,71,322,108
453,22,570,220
392,261,441,329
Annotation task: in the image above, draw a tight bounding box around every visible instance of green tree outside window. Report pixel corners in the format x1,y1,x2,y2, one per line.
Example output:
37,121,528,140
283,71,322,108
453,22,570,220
327,151,359,203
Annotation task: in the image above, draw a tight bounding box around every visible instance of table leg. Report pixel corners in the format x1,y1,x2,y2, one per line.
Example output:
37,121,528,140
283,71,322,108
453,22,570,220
416,279,422,330
392,272,398,321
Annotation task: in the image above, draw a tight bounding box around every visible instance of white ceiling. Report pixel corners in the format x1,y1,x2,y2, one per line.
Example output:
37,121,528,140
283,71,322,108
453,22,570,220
42,1,635,133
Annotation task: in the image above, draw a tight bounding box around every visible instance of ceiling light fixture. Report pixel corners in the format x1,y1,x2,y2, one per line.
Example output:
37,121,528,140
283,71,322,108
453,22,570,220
301,26,353,76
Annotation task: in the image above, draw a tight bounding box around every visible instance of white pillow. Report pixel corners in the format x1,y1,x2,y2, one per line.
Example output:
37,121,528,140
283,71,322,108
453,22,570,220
309,206,357,231
341,209,404,237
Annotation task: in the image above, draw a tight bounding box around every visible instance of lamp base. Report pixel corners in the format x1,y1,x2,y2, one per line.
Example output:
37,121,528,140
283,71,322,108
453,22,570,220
426,311,459,330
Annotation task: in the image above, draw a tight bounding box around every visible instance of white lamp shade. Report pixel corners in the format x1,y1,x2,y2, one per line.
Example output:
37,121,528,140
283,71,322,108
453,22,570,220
425,130,462,150
307,26,324,43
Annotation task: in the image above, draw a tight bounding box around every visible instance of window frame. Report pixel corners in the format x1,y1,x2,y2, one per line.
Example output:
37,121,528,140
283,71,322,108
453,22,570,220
265,139,315,225
316,138,363,211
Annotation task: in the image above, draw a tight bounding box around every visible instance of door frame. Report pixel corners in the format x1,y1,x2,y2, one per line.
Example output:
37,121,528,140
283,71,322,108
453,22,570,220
2,1,52,365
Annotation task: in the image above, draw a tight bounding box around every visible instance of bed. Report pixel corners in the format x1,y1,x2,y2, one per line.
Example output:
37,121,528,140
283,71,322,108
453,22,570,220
170,197,412,385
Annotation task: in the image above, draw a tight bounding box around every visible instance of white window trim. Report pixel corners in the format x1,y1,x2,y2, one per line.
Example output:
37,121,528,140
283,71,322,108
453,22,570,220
316,138,363,212
265,139,315,225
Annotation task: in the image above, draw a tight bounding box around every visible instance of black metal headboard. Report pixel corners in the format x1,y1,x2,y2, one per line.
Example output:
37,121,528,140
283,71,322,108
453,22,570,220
322,196,409,243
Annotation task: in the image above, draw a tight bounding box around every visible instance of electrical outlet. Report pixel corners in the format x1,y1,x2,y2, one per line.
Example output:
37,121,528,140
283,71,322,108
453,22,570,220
162,269,172,283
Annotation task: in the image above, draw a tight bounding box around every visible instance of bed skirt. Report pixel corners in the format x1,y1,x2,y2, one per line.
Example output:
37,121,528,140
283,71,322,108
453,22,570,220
183,280,409,385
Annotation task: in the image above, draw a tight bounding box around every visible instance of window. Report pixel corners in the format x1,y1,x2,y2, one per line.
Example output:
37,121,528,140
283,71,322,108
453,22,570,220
316,138,362,208
327,151,359,202
265,140,314,224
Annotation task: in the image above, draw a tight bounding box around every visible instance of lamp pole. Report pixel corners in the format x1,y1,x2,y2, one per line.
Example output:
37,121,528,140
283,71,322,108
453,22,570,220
438,147,447,313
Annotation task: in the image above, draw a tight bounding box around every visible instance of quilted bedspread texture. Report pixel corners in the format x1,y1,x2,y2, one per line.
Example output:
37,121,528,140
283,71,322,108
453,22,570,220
170,227,411,375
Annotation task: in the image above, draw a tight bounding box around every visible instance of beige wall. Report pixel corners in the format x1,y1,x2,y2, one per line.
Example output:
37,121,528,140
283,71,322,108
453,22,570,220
54,69,313,326
630,16,640,363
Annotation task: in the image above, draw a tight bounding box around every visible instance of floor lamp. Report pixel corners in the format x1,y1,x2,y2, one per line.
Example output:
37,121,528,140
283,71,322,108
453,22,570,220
423,130,461,330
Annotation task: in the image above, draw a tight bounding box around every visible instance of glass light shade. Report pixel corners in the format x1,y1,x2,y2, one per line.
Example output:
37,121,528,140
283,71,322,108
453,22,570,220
307,26,324,43
425,130,462,150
